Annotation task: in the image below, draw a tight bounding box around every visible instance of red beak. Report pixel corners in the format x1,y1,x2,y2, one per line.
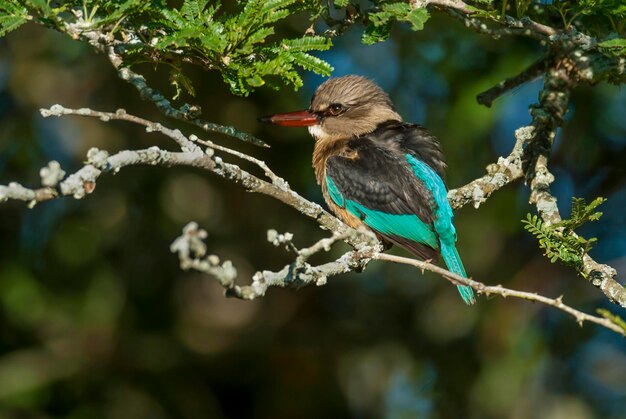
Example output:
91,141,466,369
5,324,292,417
259,110,318,127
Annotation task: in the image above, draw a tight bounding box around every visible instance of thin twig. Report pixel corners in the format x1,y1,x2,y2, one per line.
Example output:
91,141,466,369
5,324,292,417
191,136,287,188
477,56,552,107
373,253,625,336
112,63,269,147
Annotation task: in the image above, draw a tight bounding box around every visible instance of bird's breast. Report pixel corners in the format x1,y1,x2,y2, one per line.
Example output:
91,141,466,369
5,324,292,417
313,139,364,229
311,137,352,184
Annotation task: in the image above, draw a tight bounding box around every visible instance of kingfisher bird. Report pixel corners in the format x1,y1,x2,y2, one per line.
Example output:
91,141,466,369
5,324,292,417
261,75,475,305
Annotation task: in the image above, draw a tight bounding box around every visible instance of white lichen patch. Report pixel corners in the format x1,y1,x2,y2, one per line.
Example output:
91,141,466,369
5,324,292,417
86,148,110,169
267,229,293,246
59,166,101,199
471,185,486,209
39,161,66,187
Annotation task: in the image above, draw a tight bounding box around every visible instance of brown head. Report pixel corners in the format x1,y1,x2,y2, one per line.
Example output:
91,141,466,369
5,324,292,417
260,75,402,142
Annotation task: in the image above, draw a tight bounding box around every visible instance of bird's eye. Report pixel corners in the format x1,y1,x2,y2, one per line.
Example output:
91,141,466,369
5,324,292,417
327,103,345,116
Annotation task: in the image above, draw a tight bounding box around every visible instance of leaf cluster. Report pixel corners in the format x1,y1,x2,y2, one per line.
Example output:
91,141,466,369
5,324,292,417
523,197,607,277
2,0,154,34
346,1,430,45
1,0,333,96
146,0,333,96
2,0,624,96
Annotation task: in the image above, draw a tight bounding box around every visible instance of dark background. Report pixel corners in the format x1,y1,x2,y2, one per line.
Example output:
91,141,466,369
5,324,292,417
1,12,625,419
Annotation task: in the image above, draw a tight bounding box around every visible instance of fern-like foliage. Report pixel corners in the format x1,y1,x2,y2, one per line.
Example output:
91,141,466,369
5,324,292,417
148,0,333,95
0,1,29,36
523,197,606,277
2,0,333,96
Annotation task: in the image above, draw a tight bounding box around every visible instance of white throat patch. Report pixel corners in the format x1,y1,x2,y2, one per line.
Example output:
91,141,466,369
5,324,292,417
308,124,328,141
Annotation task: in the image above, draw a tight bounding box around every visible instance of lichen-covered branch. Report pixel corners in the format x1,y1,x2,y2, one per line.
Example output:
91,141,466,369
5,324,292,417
420,0,556,42
170,223,626,337
0,183,57,207
1,107,379,282
375,253,625,336
1,147,210,205
172,223,378,299
523,63,626,308
525,66,570,226
447,125,530,210
18,106,369,250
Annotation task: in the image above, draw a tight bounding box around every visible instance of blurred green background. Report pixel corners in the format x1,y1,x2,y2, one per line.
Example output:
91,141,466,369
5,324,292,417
1,11,626,419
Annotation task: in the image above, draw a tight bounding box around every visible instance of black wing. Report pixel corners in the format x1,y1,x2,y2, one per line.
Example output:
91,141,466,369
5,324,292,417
326,138,434,221
368,121,447,180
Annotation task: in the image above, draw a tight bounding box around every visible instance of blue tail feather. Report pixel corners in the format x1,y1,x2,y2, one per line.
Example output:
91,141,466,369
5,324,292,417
440,242,475,305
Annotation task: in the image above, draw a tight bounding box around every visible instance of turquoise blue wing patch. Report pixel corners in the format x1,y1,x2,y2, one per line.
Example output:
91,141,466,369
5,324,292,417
326,175,438,249
326,175,345,207
404,154,456,243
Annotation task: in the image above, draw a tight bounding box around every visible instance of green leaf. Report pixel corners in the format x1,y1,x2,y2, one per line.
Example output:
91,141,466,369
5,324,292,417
261,0,297,13
363,3,429,44
245,26,275,46
406,8,429,31
246,74,265,87
523,196,606,277
262,0,297,9
362,22,392,44
559,197,606,230
574,0,626,18
282,36,332,51
181,0,209,21
382,2,412,16
0,2,29,37
599,37,626,56
290,52,333,75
